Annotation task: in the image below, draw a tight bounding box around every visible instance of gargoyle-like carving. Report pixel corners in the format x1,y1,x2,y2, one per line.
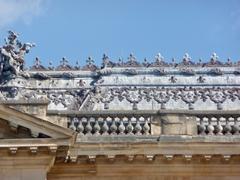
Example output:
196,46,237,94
0,31,35,79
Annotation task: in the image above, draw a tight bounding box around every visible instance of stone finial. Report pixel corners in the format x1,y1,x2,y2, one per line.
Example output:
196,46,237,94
210,52,219,63
75,60,80,69
34,57,41,68
60,57,69,67
226,57,232,65
155,53,164,63
102,53,110,67
102,53,109,62
183,53,191,62
128,53,136,63
118,57,123,64
86,56,94,65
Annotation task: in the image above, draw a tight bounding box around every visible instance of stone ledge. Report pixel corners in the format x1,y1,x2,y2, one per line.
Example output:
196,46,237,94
76,134,240,143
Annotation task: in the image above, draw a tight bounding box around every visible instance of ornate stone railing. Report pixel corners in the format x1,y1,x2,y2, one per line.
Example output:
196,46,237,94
196,113,240,135
60,110,240,136
68,111,153,136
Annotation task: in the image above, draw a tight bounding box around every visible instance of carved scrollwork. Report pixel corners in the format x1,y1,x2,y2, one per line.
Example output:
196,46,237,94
180,87,198,110
124,87,142,110
208,87,227,110
152,87,171,109
99,88,114,109
86,87,240,111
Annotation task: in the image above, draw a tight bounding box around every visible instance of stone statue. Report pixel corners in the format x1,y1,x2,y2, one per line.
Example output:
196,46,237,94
0,31,35,79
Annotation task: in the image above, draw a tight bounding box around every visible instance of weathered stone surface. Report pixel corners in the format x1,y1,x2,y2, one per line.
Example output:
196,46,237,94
160,114,197,135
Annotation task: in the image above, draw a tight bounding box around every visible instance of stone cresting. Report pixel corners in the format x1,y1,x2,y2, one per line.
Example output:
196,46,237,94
0,31,240,112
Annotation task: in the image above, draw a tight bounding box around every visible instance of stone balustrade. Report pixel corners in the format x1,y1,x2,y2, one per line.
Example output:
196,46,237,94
64,110,240,136
197,114,240,135
68,115,151,135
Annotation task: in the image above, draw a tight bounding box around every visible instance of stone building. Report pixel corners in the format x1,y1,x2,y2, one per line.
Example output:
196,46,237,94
0,31,240,180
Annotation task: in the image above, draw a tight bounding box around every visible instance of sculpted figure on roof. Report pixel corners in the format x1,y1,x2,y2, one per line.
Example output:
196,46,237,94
0,31,35,79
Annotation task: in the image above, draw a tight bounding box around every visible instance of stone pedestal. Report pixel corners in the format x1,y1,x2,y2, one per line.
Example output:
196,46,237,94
151,114,197,136
161,114,197,135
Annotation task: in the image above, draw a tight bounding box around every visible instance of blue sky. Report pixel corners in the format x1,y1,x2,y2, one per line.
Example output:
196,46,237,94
0,0,240,67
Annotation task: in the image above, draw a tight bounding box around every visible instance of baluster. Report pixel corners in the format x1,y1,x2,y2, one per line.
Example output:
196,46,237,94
69,120,76,131
198,117,206,135
134,119,142,135
232,117,240,135
93,119,101,135
102,119,109,135
215,117,223,135
110,118,117,135
224,117,232,135
85,120,93,135
118,120,125,135
77,119,84,135
207,117,214,135
143,118,150,135
126,119,134,135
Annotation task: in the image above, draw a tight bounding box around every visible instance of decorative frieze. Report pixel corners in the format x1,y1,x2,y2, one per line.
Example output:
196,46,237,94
90,87,240,110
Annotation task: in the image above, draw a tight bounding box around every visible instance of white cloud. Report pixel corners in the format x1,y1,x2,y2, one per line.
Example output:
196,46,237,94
0,0,46,28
